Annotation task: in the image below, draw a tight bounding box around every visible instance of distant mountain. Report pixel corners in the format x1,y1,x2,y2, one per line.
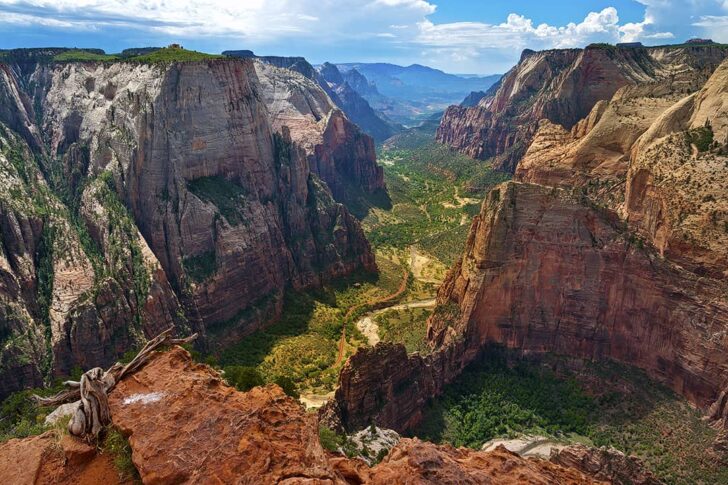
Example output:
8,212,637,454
317,62,401,141
335,62,500,126
223,51,399,141
460,91,487,107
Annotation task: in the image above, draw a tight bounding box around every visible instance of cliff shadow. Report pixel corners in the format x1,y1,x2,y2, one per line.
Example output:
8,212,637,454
340,185,392,220
409,347,707,459
212,268,383,391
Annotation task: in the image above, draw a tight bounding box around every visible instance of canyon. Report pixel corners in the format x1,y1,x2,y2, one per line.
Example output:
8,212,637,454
0,50,381,398
325,48,728,462
2,39,728,484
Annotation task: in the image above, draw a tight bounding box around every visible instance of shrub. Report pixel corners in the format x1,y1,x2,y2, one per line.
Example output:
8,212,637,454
272,375,299,399
102,427,139,481
183,250,217,283
224,366,264,392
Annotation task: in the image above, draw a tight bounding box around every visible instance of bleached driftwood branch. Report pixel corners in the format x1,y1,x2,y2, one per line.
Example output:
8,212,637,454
33,328,197,440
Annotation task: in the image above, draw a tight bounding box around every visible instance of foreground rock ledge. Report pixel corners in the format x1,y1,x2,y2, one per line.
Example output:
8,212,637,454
103,346,605,484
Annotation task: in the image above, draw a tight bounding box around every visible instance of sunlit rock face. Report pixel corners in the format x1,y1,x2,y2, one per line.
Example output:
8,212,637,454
0,55,377,397
437,44,728,173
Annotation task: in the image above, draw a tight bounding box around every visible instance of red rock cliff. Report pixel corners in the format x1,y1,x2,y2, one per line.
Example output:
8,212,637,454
437,45,728,172
0,57,377,398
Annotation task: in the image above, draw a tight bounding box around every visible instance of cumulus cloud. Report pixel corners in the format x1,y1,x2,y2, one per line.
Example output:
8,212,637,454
414,7,674,53
0,1,725,73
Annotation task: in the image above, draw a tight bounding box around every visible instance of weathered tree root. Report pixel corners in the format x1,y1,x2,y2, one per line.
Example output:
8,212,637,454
34,328,198,441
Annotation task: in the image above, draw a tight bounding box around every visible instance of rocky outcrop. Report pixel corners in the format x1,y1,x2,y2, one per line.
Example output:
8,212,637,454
460,91,487,108
624,59,728,278
225,51,398,141
341,68,379,98
370,440,604,485
0,433,126,485
318,62,399,142
516,81,685,189
320,341,472,433
0,56,377,397
255,61,384,201
437,44,728,172
102,345,606,484
551,445,662,485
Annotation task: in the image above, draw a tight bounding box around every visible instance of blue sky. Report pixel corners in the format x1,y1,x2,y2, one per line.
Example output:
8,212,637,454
1,1,727,74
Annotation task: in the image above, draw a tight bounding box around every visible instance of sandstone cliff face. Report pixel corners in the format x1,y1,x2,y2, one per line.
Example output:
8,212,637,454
255,61,384,201
226,51,397,142
435,182,728,410
0,57,376,397
624,59,728,278
437,45,728,172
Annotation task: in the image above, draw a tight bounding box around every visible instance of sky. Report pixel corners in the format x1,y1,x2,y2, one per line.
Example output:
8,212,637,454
1,1,728,74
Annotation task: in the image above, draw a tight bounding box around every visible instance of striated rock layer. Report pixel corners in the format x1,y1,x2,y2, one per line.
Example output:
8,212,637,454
225,50,398,142
0,55,378,397
437,44,728,172
255,61,384,201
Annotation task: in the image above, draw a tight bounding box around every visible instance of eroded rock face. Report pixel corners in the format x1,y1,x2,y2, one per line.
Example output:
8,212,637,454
551,445,663,485
437,44,728,172
109,347,347,484
255,61,384,202
106,346,607,484
0,57,376,397
320,340,472,433
227,51,397,142
624,59,728,279
0,433,125,485
437,181,728,411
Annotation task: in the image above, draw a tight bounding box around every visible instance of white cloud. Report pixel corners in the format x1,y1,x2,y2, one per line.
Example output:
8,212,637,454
414,7,661,51
0,1,725,73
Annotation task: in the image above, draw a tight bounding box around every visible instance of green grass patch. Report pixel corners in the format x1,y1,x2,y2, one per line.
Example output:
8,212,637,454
102,427,140,482
187,176,247,225
129,46,224,63
413,352,727,485
375,307,431,353
52,50,119,62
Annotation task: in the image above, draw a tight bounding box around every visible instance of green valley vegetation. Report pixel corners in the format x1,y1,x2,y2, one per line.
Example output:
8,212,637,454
213,123,503,397
374,307,431,354
217,257,405,395
362,126,509,266
413,350,727,485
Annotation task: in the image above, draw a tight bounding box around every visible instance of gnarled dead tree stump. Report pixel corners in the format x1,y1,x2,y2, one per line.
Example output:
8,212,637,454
34,328,197,441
